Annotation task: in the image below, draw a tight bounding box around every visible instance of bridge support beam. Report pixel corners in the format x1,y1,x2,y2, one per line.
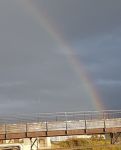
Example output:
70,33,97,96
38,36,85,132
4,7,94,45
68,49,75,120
110,133,121,144
30,138,38,150
110,133,114,144
29,137,51,149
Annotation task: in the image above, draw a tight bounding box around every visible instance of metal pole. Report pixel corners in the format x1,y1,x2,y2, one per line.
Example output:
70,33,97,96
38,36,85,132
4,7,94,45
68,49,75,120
46,120,48,136
110,133,114,144
65,112,68,132
26,122,28,138
5,124,6,140
85,120,87,133
104,119,106,133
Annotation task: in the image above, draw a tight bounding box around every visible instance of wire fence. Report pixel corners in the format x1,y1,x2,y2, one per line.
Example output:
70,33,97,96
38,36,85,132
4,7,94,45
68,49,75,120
0,110,121,124
0,110,120,137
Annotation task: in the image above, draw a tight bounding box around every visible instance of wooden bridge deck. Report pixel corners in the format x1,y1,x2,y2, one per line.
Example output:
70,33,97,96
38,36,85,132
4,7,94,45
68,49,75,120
0,118,121,139
0,110,121,139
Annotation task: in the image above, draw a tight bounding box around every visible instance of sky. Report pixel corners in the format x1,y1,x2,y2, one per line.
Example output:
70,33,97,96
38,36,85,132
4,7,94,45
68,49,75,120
0,0,121,114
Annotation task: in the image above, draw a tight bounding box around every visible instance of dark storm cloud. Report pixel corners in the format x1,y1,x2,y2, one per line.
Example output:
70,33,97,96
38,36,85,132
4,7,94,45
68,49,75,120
0,0,96,114
73,33,121,109
33,0,121,109
76,35,120,66
75,35,121,80
0,0,121,113
35,0,121,40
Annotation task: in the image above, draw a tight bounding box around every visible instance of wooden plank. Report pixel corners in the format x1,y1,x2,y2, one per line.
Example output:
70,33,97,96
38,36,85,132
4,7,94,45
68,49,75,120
67,129,85,135
27,131,46,137
86,128,104,134
6,133,26,139
0,134,5,140
105,127,121,133
47,130,66,136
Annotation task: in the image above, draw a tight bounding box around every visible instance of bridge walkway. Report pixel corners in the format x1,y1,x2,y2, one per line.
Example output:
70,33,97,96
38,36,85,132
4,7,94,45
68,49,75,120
0,110,121,140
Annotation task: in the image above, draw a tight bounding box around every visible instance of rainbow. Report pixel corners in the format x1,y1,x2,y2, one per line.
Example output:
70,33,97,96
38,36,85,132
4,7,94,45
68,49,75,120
18,0,104,110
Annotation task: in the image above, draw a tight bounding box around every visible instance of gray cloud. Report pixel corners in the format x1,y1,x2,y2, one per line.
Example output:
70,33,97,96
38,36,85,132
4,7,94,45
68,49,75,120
35,0,121,40
0,0,121,114
96,79,121,86
73,32,121,109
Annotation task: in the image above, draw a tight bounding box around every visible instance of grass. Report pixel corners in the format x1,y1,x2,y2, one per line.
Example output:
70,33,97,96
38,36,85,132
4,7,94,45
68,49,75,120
51,135,121,150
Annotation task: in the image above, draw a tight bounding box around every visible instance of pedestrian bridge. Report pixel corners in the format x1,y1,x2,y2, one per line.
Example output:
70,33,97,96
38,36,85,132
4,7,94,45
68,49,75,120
0,110,121,140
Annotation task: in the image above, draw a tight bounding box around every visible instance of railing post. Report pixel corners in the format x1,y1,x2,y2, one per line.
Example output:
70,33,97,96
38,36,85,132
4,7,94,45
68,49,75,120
85,120,87,133
46,120,48,136
84,113,87,133
104,119,106,133
26,122,28,138
5,124,6,140
65,112,68,134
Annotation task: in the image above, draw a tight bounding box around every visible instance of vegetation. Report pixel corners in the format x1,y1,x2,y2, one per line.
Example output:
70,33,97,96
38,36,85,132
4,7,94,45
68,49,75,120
51,135,121,150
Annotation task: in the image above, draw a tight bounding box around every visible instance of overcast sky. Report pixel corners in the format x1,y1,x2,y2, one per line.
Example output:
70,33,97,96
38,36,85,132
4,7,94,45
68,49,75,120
0,0,121,114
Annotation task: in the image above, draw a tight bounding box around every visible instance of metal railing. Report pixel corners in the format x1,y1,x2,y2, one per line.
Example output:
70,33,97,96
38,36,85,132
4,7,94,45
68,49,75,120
0,110,121,123
0,110,121,135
